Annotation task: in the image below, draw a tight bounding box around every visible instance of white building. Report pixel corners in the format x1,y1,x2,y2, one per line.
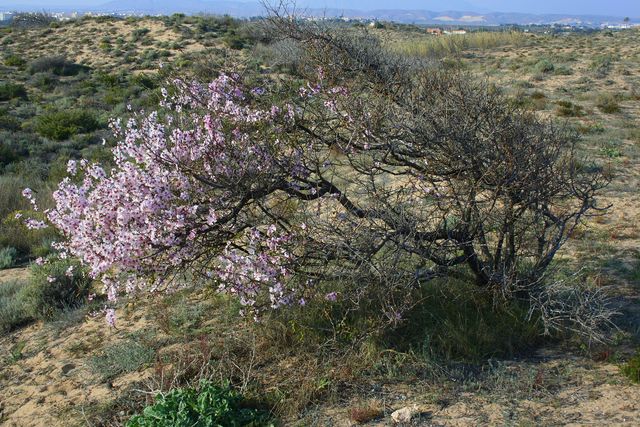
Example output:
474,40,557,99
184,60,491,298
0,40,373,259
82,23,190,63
0,12,14,22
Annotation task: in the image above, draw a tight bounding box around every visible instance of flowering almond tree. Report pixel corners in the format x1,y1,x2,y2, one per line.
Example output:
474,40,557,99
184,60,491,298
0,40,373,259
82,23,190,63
24,21,609,337
26,75,318,323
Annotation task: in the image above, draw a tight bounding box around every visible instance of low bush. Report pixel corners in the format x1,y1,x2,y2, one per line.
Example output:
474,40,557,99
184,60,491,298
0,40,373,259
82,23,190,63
0,113,20,131
596,93,621,114
620,349,640,383
4,54,26,67
35,109,100,141
127,381,274,427
30,72,58,90
556,100,585,117
0,83,27,101
0,279,32,333
28,55,88,76
534,59,554,74
21,258,92,319
132,28,151,42
590,55,613,77
0,246,18,269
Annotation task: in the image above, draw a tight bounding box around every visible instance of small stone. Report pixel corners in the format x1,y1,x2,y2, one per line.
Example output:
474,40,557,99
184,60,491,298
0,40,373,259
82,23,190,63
391,405,420,423
61,363,76,375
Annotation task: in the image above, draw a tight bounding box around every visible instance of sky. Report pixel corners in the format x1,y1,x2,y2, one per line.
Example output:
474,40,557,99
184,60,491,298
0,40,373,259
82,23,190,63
6,0,640,17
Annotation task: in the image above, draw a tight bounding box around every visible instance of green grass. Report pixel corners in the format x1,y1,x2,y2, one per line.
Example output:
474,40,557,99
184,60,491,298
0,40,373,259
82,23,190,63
382,277,545,362
90,337,156,381
391,31,527,58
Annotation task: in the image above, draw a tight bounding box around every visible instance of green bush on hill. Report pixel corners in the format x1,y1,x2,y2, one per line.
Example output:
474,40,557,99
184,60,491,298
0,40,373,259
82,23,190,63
35,109,100,141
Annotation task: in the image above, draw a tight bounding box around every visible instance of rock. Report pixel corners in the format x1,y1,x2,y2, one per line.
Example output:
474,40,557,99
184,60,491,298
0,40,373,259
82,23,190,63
391,405,420,423
61,363,75,375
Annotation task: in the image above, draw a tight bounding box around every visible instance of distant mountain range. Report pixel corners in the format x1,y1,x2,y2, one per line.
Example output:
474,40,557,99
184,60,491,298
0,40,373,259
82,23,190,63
2,0,636,26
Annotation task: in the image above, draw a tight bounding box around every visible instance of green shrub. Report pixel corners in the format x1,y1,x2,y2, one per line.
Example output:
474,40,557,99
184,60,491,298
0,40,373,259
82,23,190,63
21,258,92,319
534,59,554,74
0,279,32,333
621,349,640,383
553,65,573,75
590,55,613,77
28,55,88,76
130,73,158,89
4,54,26,67
35,109,100,140
30,72,58,90
0,113,20,131
0,83,27,101
127,381,274,427
132,28,151,42
596,93,621,114
556,100,585,117
0,246,18,269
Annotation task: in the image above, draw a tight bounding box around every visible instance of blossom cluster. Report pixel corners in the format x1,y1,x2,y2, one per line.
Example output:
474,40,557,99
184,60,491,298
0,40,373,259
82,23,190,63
36,74,316,323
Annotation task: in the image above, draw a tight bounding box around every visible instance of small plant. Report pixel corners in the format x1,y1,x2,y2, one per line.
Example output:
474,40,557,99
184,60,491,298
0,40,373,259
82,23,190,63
596,93,621,114
590,55,613,77
21,258,92,319
620,349,640,383
30,72,58,90
0,280,32,333
4,54,26,67
0,83,27,101
534,59,554,74
127,381,274,427
9,341,26,362
600,141,623,158
0,246,18,269
556,100,585,117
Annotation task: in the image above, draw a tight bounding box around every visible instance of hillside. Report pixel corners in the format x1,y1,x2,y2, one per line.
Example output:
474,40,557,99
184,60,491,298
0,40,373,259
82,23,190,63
0,15,639,426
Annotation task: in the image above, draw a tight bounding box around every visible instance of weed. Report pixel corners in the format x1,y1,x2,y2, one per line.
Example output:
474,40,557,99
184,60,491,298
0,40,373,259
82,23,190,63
9,340,26,362
126,380,274,427
3,54,26,67
620,349,640,383
534,59,554,74
556,100,585,117
596,93,621,114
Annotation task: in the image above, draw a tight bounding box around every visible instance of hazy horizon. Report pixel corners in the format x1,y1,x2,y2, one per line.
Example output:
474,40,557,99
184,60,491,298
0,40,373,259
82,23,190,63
4,0,639,17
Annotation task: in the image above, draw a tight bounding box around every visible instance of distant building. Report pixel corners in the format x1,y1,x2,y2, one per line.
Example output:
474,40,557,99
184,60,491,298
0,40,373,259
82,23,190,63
426,28,443,36
0,12,14,22
444,29,467,35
